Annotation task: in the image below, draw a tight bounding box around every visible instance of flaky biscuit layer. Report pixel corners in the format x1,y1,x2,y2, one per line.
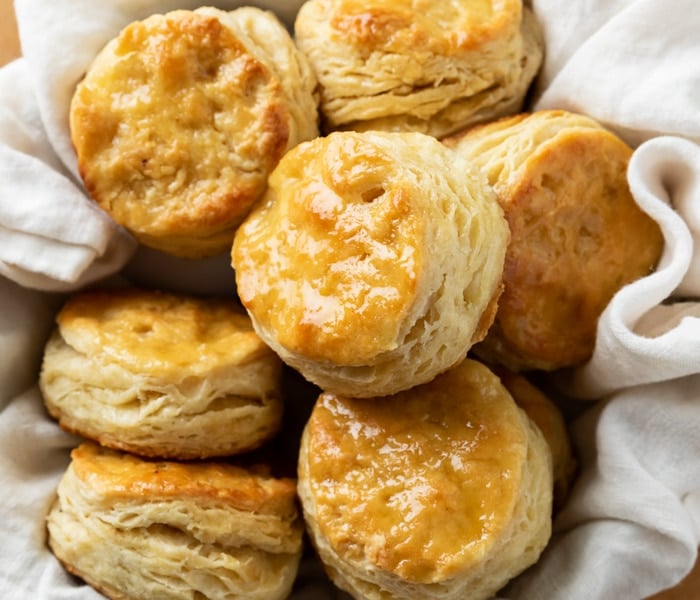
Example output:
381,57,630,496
71,7,318,257
40,288,283,459
47,443,303,600
295,0,542,137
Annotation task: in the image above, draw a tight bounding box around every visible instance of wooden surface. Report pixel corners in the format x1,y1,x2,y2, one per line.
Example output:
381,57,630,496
648,564,700,600
0,0,19,65
0,1,697,598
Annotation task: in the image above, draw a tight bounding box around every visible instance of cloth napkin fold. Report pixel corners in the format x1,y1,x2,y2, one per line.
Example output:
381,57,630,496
0,60,136,291
1,0,699,599
531,0,700,147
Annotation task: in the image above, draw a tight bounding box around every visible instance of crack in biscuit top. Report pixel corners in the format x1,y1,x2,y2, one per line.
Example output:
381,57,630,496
233,133,424,366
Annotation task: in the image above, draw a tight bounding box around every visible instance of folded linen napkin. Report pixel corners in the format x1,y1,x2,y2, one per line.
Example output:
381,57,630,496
531,0,700,147
0,1,699,599
0,60,136,291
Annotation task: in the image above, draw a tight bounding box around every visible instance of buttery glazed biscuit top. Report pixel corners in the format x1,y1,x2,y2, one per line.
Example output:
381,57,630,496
68,442,299,517
232,130,508,384
301,359,531,583
70,9,292,257
56,288,271,379
445,110,664,370
197,6,319,147
235,133,425,365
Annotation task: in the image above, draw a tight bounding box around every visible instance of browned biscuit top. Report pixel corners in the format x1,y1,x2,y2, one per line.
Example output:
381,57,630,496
70,9,290,256
70,442,298,516
233,132,429,366
56,288,271,378
446,110,664,370
498,128,662,367
318,0,521,54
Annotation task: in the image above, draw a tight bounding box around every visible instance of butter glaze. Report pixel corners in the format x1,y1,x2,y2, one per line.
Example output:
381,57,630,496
234,133,423,365
302,359,529,583
330,0,514,54
57,288,269,378
232,129,509,398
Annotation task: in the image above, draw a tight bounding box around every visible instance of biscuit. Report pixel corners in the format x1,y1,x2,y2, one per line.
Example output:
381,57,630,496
70,7,318,258
297,358,553,600
232,130,509,398
498,370,577,510
445,110,665,371
294,0,543,138
47,442,303,600
39,288,283,459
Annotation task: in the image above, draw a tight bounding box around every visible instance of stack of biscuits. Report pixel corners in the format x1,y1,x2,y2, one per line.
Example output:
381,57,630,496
41,288,305,600
44,6,316,598
40,2,664,600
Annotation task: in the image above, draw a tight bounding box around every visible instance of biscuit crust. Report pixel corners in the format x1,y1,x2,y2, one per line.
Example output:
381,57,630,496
47,443,303,600
498,370,577,509
298,359,552,600
40,288,284,459
70,8,317,258
232,130,508,397
445,111,664,370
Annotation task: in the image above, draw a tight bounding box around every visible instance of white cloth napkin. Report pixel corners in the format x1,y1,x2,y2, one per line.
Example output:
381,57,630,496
0,59,137,291
530,0,700,147
1,0,699,599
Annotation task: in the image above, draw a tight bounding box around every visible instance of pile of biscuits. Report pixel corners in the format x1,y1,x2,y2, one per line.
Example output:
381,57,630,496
41,289,305,600
40,2,664,600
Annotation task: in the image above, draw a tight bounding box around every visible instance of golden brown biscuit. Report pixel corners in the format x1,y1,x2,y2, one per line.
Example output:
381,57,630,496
445,110,664,371
70,7,318,258
232,130,509,398
297,358,553,600
39,288,283,459
47,442,303,600
294,0,543,137
498,370,577,510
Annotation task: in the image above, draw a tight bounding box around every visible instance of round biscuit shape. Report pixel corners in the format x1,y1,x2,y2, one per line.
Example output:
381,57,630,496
295,0,543,137
47,442,303,600
39,288,284,459
70,8,318,258
297,358,553,600
445,110,665,371
232,130,509,398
